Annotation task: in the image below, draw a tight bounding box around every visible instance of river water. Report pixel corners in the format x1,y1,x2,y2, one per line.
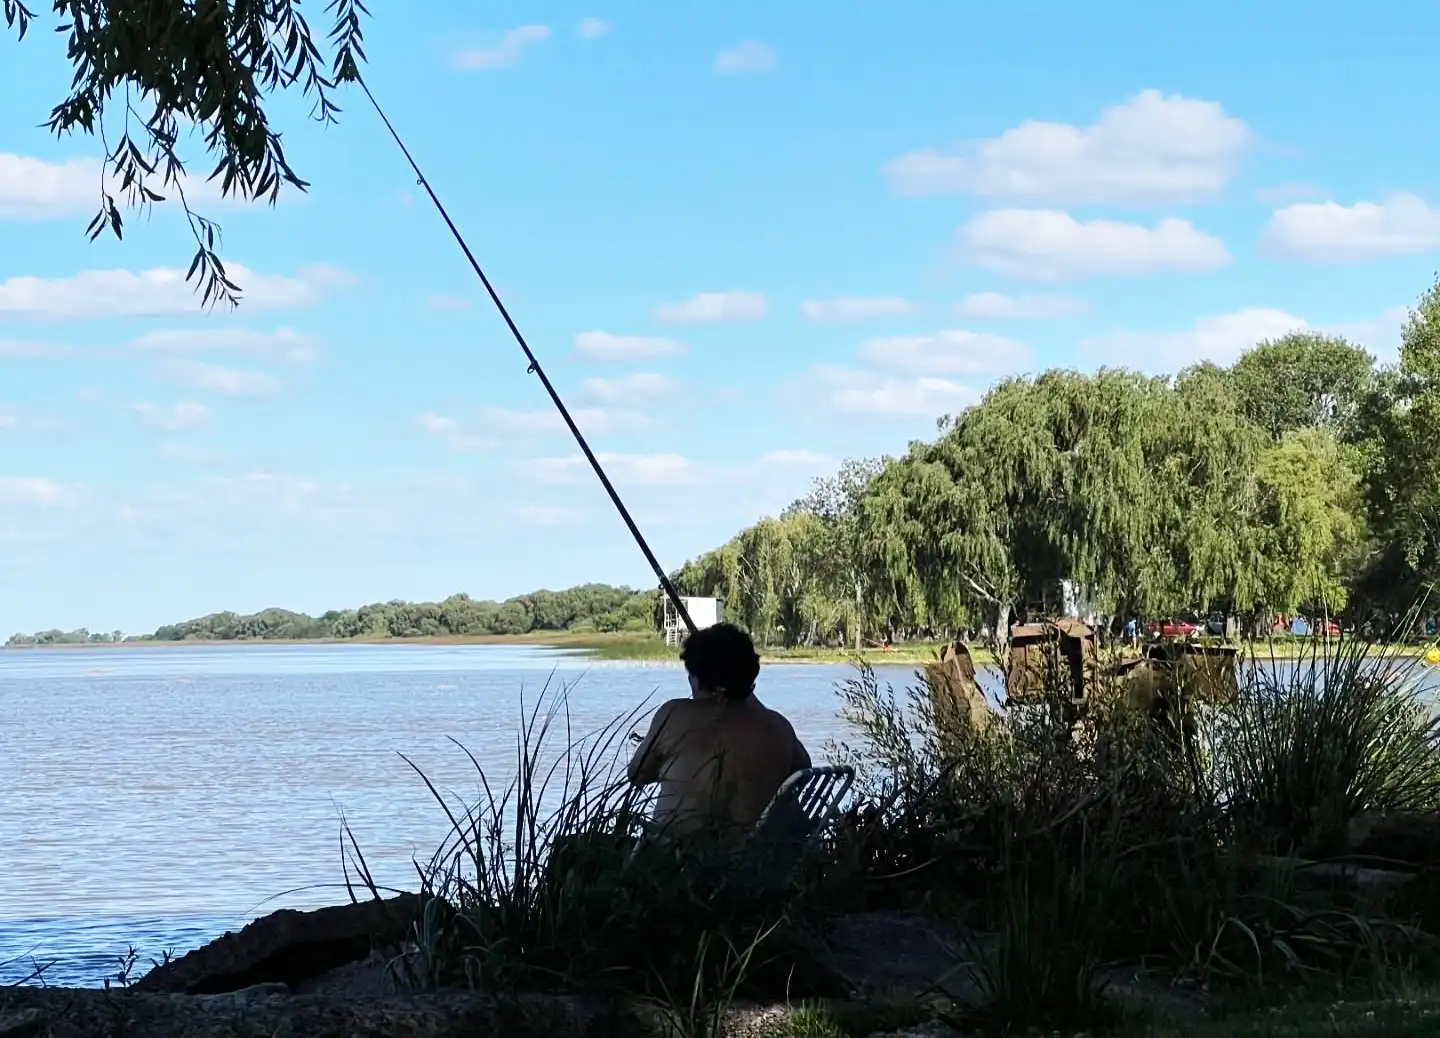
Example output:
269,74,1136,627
0,643,925,987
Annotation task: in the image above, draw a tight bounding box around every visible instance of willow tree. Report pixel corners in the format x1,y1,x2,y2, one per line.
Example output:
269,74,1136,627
1251,427,1367,614
4,0,369,307
785,457,888,649
860,368,1267,642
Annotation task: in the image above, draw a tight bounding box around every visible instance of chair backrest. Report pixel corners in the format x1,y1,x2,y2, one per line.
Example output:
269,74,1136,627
743,765,855,893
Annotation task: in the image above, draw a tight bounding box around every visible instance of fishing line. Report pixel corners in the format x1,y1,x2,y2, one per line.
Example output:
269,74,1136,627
359,81,696,635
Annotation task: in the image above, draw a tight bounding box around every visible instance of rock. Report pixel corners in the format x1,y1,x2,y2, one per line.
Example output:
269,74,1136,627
134,893,420,995
1349,812,1440,866
0,1008,45,1037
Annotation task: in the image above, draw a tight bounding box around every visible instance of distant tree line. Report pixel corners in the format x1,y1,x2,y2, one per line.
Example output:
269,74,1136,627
670,274,1440,650
5,585,660,647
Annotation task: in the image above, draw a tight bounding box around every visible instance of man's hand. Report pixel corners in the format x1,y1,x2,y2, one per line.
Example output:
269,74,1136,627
627,731,643,744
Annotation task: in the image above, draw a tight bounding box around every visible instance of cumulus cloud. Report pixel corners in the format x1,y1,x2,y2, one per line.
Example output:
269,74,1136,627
1260,192,1440,263
957,210,1230,281
415,413,496,453
858,329,1031,375
798,296,922,323
478,405,648,437
808,366,982,420
160,361,280,397
572,331,688,362
576,17,610,38
883,89,1252,205
133,401,211,431
509,503,586,526
715,41,775,73
954,292,1089,319
1254,183,1328,205
653,291,767,325
0,264,354,321
0,477,67,506
583,372,682,405
1079,307,1310,372
532,448,830,492
453,25,551,70
0,340,69,358
131,328,322,363
0,152,277,220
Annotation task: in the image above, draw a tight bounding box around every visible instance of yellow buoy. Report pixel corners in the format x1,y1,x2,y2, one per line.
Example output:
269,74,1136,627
1424,646,1440,666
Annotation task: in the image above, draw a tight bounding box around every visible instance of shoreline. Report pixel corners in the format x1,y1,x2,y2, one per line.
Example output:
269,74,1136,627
4,632,1430,667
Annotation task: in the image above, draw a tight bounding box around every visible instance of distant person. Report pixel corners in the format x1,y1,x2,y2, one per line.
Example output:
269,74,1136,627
627,623,811,845
1123,617,1138,648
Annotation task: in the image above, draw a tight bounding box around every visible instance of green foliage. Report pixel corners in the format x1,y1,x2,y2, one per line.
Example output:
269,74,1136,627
1213,638,1440,856
3,0,369,308
678,278,1440,644
4,584,661,646
828,629,1440,1033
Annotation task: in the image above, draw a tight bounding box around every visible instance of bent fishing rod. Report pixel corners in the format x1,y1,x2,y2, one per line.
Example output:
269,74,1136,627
358,82,697,637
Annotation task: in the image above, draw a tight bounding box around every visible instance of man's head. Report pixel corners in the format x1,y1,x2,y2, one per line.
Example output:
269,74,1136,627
680,622,760,701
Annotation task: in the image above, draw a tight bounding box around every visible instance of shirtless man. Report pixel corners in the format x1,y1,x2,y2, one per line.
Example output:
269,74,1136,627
627,623,810,844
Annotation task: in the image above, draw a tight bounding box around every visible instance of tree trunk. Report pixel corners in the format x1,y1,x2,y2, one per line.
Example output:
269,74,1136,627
994,601,1012,658
853,578,863,652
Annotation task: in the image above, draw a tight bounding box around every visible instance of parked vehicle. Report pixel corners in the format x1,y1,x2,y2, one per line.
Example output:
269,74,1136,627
1147,614,1201,639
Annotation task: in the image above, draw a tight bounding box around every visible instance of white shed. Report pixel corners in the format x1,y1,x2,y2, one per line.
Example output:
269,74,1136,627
662,595,724,647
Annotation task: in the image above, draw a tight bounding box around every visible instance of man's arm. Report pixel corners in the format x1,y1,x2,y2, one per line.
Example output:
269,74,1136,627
628,701,677,788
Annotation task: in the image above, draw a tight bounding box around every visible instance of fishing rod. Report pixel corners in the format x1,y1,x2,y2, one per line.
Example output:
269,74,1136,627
358,81,697,636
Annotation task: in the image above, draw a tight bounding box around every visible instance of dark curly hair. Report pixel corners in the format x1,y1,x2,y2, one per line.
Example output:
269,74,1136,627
680,622,760,700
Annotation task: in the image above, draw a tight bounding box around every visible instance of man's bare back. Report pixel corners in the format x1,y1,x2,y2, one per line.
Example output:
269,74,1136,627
626,623,810,843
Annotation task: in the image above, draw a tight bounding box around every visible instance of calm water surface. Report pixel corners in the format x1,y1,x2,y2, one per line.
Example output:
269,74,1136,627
0,643,923,986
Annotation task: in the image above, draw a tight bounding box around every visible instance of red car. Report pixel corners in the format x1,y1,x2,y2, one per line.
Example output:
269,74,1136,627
1146,617,1201,638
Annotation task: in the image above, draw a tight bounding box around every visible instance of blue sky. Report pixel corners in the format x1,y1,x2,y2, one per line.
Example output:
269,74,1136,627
2,0,1439,635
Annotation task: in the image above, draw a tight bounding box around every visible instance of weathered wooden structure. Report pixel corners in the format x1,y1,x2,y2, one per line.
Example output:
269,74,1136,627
923,640,994,732
1005,617,1098,704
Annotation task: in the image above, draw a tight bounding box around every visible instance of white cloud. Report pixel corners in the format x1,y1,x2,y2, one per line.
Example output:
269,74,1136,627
882,89,1251,205
798,296,922,323
1260,192,1440,263
957,210,1230,281
415,413,496,453
478,405,647,437
1254,183,1328,205
453,25,551,70
532,448,830,491
1328,306,1409,364
576,17,610,39
0,152,278,220
653,291,767,325
858,329,1031,375
535,451,697,488
160,361,280,398
954,292,1089,319
133,401,211,431
583,372,682,405
130,328,322,363
0,264,354,321
572,331,687,362
715,41,775,73
0,477,66,506
1080,307,1309,372
427,293,473,311
0,407,15,430
809,366,981,420
0,340,68,358
508,503,585,526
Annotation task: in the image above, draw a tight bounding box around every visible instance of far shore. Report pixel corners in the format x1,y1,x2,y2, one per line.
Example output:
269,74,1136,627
5,630,1434,667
